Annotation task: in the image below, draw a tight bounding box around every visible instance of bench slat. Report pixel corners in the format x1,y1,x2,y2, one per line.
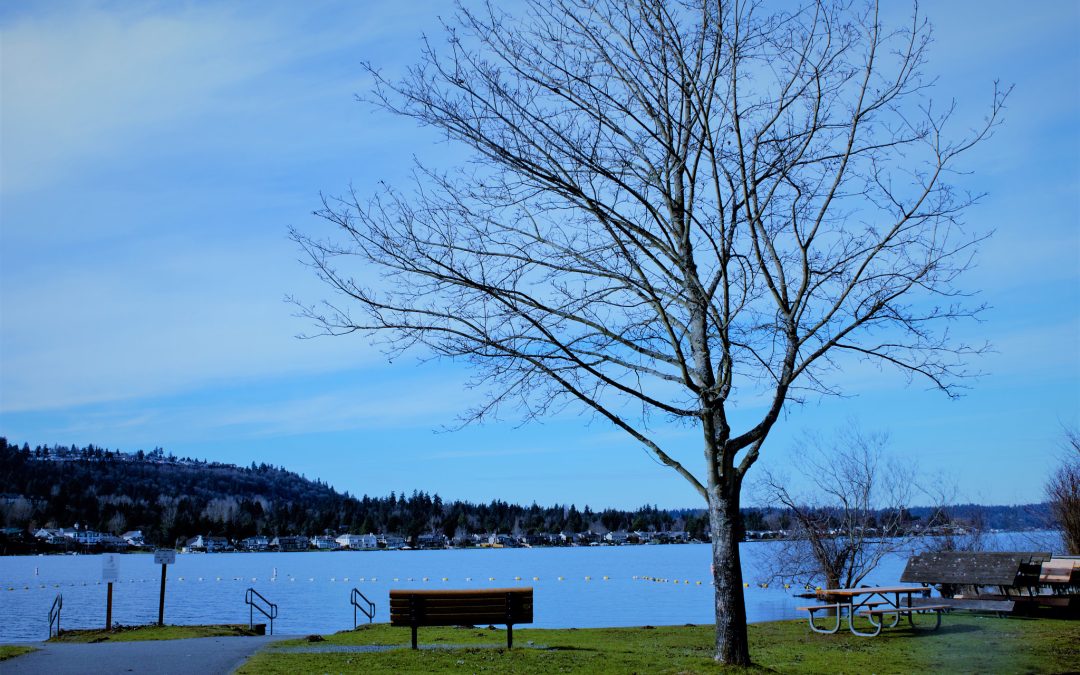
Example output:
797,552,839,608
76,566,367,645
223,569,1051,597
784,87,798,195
391,612,532,626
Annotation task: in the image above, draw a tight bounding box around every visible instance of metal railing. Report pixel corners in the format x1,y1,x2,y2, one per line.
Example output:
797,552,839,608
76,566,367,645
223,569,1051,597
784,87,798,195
245,588,278,635
350,587,375,628
49,593,63,638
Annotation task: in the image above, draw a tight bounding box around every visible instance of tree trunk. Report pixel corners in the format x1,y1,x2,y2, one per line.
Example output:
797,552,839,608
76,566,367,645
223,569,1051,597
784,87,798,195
708,486,751,666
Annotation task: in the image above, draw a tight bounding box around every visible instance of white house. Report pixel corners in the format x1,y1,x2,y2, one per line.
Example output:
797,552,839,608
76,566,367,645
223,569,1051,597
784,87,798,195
604,531,630,545
336,533,378,549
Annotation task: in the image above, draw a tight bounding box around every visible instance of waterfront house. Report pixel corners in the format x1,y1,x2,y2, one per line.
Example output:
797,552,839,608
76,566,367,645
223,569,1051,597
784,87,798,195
488,533,517,547
99,534,130,551
311,535,340,550
65,528,104,546
272,535,311,552
205,536,230,552
121,530,146,547
378,534,406,550
416,533,449,549
336,533,378,549
240,535,270,551
574,531,602,545
604,531,630,545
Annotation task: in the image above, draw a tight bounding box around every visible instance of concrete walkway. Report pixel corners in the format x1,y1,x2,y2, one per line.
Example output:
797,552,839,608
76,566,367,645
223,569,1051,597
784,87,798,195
1,635,292,674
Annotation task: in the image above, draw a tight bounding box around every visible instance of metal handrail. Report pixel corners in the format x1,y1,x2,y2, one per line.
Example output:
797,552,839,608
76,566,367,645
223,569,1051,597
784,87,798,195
245,588,278,635
49,593,63,638
350,587,375,627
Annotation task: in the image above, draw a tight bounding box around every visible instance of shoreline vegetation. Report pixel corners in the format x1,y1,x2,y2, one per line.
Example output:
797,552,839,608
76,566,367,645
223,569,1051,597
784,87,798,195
0,439,1052,557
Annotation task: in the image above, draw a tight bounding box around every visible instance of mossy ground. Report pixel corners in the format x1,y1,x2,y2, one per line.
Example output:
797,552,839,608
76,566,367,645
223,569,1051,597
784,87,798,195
47,623,260,643
237,615,1079,674
0,646,37,661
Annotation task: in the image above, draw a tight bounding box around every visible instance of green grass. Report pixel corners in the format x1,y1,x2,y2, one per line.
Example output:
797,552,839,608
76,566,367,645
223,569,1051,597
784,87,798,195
238,616,1080,674
48,624,260,643
0,646,37,661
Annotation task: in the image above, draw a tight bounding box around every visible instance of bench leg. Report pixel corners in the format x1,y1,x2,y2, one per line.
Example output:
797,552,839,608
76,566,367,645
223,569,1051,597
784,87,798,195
411,625,418,650
806,606,841,634
507,623,513,649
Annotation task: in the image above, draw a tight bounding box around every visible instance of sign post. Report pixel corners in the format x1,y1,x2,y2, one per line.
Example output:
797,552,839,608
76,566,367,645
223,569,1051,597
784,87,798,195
101,555,119,631
153,549,176,626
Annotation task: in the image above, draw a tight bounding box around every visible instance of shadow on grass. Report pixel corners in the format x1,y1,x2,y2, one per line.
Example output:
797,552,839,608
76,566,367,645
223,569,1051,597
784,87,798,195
542,645,600,652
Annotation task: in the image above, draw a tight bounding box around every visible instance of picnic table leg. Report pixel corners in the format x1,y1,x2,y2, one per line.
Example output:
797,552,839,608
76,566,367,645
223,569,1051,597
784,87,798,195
806,605,841,634
848,602,883,637
882,593,902,628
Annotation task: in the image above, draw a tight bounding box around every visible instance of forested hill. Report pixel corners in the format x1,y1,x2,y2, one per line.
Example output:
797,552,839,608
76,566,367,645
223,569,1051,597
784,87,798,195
0,438,1052,549
0,438,696,546
0,438,359,545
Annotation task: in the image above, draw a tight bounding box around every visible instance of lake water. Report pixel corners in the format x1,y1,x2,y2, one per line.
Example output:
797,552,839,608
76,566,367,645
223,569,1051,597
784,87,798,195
0,533,1057,642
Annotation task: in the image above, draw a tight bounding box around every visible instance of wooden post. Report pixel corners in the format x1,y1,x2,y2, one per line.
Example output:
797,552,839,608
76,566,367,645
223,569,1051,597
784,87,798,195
158,563,167,626
506,592,514,649
106,582,113,631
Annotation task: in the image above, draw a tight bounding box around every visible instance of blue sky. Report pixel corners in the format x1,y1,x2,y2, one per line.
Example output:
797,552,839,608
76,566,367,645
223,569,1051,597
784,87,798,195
1,1,1077,510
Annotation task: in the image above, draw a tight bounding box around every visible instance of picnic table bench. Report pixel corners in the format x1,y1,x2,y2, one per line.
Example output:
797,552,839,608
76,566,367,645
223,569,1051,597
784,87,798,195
390,588,533,649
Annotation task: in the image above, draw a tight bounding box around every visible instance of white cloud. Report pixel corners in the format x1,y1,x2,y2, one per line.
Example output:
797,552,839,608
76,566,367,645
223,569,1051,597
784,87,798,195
2,5,264,194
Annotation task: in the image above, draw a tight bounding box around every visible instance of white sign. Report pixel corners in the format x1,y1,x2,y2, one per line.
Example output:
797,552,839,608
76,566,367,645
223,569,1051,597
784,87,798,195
102,554,119,583
154,549,176,565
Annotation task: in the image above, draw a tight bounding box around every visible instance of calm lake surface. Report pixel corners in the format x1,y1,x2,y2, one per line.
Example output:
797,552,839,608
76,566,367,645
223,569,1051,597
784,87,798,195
0,533,1056,642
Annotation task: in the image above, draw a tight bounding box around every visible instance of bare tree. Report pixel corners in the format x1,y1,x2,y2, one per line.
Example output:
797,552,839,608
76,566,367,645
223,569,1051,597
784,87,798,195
756,426,922,590
1047,428,1080,554
293,0,1006,664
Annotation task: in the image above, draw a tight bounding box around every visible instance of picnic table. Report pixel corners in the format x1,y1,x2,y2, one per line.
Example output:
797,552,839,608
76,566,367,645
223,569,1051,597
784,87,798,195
797,585,949,637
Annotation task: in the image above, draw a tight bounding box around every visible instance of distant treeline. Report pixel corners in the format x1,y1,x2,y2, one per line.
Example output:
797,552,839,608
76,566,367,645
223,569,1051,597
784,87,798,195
0,438,1051,548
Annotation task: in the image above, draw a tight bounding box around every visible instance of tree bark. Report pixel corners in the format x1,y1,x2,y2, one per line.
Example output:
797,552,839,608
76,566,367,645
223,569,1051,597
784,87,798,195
708,483,750,666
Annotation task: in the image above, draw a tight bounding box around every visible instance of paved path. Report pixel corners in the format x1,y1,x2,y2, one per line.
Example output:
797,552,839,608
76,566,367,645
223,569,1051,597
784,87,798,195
1,635,292,674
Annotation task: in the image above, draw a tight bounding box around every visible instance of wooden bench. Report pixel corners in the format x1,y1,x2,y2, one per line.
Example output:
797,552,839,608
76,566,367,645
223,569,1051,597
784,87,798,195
899,551,1054,615
390,588,533,649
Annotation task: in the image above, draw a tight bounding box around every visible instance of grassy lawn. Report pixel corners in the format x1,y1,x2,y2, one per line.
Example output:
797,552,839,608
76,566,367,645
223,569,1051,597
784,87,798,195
48,624,261,643
238,616,1079,674
0,646,37,661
